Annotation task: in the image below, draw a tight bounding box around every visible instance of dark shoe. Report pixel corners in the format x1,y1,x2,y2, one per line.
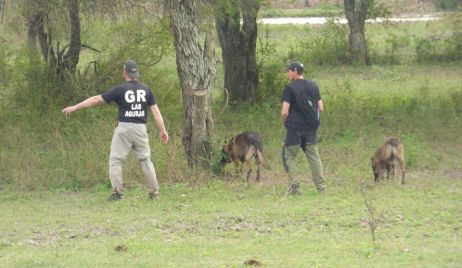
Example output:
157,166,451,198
289,184,303,195
107,192,123,201
149,190,160,200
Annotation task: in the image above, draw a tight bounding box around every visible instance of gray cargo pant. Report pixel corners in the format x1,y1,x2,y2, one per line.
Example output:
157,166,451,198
282,130,325,192
109,122,159,195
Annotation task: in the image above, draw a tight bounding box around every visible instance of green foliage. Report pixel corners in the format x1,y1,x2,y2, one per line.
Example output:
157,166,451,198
261,3,343,17
368,26,412,64
442,10,462,60
366,17,462,64
257,62,287,103
74,16,173,100
367,0,391,19
434,0,462,10
0,44,13,105
256,26,287,103
412,13,462,62
288,19,349,66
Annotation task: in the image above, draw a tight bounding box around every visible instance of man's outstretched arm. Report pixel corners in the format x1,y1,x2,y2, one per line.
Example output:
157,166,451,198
62,95,105,116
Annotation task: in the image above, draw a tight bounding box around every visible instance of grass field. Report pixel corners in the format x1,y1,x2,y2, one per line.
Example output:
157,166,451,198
1,172,461,267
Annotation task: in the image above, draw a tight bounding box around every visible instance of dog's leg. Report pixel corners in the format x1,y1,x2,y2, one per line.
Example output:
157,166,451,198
256,165,260,182
255,154,261,182
246,168,252,184
379,169,385,182
398,158,405,184
245,160,252,185
233,160,240,178
386,162,394,179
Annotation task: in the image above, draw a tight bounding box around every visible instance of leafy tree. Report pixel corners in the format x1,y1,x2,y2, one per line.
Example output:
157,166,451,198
24,0,81,80
211,0,262,105
165,0,216,169
344,0,370,64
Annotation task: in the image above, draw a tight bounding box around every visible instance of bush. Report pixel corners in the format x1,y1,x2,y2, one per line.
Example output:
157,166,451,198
257,62,287,103
288,19,349,66
368,28,412,64
256,26,288,103
434,0,462,10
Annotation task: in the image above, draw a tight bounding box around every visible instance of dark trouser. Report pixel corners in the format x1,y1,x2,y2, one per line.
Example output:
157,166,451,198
282,130,325,192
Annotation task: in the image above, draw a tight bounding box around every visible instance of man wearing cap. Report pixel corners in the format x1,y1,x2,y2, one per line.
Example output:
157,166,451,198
62,60,169,201
281,61,325,195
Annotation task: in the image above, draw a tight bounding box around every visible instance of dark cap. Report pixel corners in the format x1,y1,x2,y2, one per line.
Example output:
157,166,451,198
124,60,140,78
287,61,304,74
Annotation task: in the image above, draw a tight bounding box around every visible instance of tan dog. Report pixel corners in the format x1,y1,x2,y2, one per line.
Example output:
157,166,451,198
371,137,406,184
221,131,270,183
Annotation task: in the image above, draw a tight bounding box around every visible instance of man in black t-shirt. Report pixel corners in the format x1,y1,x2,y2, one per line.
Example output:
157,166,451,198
62,60,169,201
281,61,325,195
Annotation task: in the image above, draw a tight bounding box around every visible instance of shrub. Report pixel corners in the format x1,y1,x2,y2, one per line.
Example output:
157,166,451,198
434,0,462,10
368,28,412,64
289,19,349,66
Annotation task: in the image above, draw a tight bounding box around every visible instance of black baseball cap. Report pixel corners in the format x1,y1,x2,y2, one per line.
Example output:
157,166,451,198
287,61,305,74
124,60,140,78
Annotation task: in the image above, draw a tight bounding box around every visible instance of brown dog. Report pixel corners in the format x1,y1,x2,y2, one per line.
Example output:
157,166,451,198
221,131,270,183
371,137,406,184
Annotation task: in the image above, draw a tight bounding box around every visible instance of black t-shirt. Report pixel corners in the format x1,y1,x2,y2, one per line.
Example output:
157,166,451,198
101,81,156,124
282,79,321,132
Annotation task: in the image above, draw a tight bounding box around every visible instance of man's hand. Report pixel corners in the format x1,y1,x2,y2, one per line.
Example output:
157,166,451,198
62,106,77,116
160,130,169,144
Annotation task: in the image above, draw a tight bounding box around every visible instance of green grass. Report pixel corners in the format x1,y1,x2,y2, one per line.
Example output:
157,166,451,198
1,175,461,267
261,0,438,17
261,3,343,18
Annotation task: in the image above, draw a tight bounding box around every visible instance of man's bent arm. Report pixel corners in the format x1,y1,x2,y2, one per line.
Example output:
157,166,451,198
318,99,324,112
281,101,290,124
150,104,169,144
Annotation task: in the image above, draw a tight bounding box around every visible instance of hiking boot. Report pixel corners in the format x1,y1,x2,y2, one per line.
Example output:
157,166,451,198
289,183,303,195
149,190,160,200
107,192,123,201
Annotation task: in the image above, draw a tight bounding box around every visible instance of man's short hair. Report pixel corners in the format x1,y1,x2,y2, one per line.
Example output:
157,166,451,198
287,61,305,74
124,60,140,78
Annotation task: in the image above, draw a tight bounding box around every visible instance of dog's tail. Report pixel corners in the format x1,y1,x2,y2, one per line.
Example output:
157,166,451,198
256,150,271,170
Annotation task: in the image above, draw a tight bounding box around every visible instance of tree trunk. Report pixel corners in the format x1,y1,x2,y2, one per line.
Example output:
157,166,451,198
62,0,81,73
166,0,216,169
344,0,370,64
25,0,81,79
27,10,57,67
214,0,260,105
27,12,40,51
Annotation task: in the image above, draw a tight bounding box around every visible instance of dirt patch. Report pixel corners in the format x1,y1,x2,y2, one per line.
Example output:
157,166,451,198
442,170,462,180
406,169,462,180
